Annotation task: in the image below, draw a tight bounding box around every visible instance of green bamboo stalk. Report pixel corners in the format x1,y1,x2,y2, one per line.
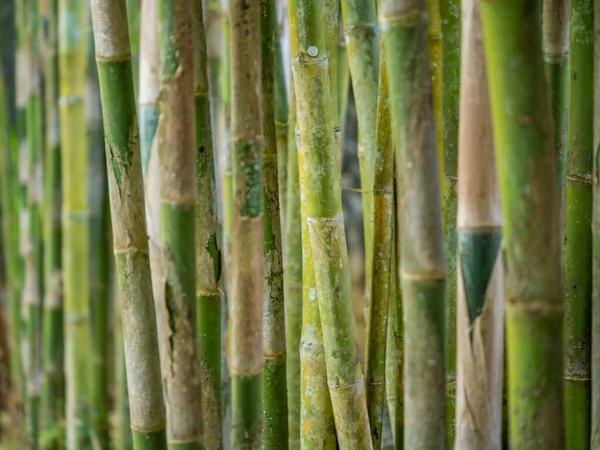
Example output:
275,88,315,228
90,1,167,448
565,0,593,446
24,0,45,444
59,1,91,447
87,36,112,448
439,0,460,444
191,1,223,447
340,0,378,307
41,0,64,445
380,0,447,447
156,0,203,447
384,266,396,447
454,1,503,446
284,84,304,450
261,0,288,447
324,0,339,136
126,0,141,97
230,0,264,443
275,25,289,225
480,0,566,447
337,19,350,142
365,40,392,450
204,0,222,133
543,0,570,218
292,0,372,446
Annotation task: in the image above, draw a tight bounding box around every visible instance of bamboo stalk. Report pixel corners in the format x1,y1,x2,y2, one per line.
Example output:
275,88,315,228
292,0,372,445
191,0,223,447
340,0,378,306
59,1,92,447
90,1,167,447
365,40,392,450
337,19,350,143
380,0,448,446
324,0,339,136
275,26,289,226
439,0,460,444
41,0,65,445
565,0,593,446
156,0,203,447
261,0,288,447
454,1,503,446
284,84,304,450
480,0,566,447
229,0,264,442
126,0,141,97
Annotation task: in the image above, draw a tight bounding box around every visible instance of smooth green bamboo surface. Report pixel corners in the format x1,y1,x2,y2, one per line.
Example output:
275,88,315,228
261,0,288,448
229,0,264,444
337,21,350,143
41,0,64,445
284,85,304,450
543,0,570,215
381,0,447,447
275,28,289,224
565,0,593,446
340,0,379,305
90,0,167,448
439,0,460,444
365,43,392,450
191,1,223,447
480,0,566,447
292,0,372,446
324,0,339,135
157,1,203,448
59,1,91,447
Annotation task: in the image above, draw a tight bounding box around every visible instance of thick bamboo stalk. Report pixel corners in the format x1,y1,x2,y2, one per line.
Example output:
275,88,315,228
156,0,203,447
543,0,570,218
41,0,65,444
59,1,92,447
230,0,264,442
480,0,566,447
292,0,372,445
565,0,593,446
261,0,288,447
380,0,448,447
90,1,167,447
284,84,303,450
365,41,392,450
439,0,460,444
454,1,503,446
191,0,223,447
340,0,378,305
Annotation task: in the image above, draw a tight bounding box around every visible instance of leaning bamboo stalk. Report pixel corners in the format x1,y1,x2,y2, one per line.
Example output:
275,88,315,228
230,0,264,442
292,0,372,445
284,84,304,450
191,0,223,447
261,0,288,447
365,40,393,450
564,0,593,444
41,0,65,443
156,0,204,447
340,0,379,305
480,0,566,447
59,1,92,447
454,1,503,446
380,0,448,446
90,1,167,447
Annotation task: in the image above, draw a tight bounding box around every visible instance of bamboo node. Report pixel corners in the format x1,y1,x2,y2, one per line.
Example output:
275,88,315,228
505,300,564,317
130,421,168,433
264,349,287,360
566,174,593,184
95,53,132,63
307,214,345,225
563,375,591,381
194,90,209,97
327,377,365,391
379,10,423,30
58,95,83,107
230,365,263,376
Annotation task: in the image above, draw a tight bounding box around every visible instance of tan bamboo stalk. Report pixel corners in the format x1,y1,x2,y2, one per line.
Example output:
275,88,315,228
454,0,504,447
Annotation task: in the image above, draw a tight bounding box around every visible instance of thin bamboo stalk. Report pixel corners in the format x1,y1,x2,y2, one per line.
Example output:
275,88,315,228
156,0,203,447
340,0,378,306
41,0,65,445
380,0,448,446
292,0,372,445
565,0,593,446
191,0,223,447
229,0,264,442
90,0,167,447
480,0,566,447
324,0,339,136
126,0,141,97
454,1,503,446
337,18,350,143
261,0,288,447
275,26,289,225
59,1,92,447
365,40,392,450
284,84,303,450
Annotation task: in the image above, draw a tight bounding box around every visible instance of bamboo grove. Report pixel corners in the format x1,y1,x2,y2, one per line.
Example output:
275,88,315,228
1,0,600,448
